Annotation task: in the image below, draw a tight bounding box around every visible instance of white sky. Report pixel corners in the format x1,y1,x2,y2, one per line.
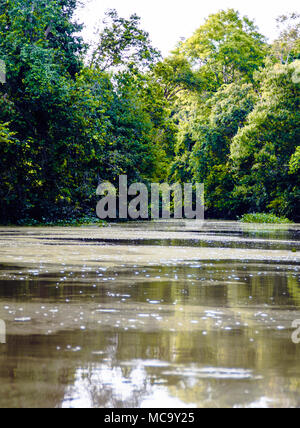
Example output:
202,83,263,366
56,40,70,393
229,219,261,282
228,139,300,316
77,0,300,56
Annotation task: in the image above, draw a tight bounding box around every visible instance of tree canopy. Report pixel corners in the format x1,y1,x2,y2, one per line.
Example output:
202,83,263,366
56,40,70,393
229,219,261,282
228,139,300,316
0,3,299,223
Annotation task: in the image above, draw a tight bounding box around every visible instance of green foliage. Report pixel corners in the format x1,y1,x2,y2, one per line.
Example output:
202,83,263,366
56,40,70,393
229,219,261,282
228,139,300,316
289,146,300,173
169,82,256,218
240,213,292,224
180,9,267,86
231,60,300,220
165,10,299,222
272,13,300,64
91,9,161,72
0,2,172,223
154,55,202,100
16,215,108,227
0,4,299,224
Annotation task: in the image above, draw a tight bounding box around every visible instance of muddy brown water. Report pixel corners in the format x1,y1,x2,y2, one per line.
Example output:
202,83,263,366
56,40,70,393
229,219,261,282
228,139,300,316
0,220,299,408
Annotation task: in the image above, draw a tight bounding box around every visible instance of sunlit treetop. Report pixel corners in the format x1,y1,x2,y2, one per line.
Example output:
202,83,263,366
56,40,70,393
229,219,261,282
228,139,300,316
178,9,267,85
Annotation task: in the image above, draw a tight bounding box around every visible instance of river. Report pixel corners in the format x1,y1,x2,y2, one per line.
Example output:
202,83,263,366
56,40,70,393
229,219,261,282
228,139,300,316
0,220,299,408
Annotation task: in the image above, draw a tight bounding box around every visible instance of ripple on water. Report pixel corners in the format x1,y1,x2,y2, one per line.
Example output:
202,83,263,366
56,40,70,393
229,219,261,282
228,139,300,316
0,221,300,408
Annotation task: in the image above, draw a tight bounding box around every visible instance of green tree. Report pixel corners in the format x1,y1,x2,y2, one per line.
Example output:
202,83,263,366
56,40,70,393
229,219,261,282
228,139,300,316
91,9,160,72
154,55,202,101
231,61,300,220
289,146,300,174
272,13,300,64
180,9,267,86
188,83,256,217
0,2,169,223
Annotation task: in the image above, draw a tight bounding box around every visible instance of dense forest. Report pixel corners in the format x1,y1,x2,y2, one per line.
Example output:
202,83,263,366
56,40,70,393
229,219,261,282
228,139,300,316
0,0,299,224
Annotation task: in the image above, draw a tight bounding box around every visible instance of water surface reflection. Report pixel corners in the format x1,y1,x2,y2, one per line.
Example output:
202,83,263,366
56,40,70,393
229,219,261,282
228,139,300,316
0,221,300,408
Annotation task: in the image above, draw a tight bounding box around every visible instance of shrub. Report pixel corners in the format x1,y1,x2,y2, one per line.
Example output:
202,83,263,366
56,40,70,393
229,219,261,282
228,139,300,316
239,213,292,224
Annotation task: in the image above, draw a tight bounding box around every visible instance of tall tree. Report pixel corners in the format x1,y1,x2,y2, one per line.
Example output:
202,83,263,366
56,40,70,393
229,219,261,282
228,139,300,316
179,9,267,86
91,9,160,72
272,13,300,64
231,61,300,220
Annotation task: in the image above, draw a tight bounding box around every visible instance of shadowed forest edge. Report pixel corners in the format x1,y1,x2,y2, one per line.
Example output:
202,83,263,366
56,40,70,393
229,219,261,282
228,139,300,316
0,1,299,224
